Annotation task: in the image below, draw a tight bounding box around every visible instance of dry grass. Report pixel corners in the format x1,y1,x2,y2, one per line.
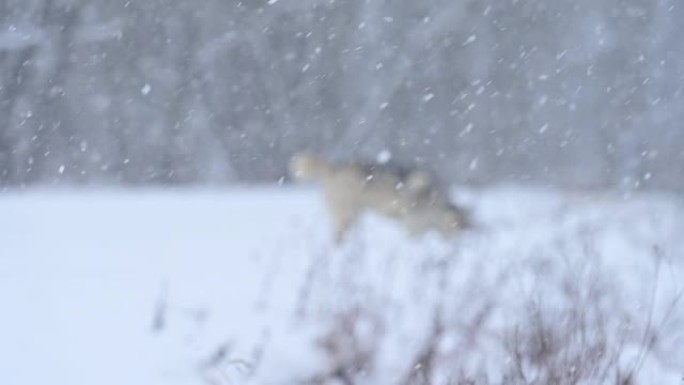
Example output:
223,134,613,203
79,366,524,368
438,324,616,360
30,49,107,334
297,241,681,385
195,225,682,385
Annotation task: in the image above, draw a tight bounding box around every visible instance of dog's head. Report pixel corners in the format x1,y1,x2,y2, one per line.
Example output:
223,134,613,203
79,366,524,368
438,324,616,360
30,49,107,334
288,153,329,181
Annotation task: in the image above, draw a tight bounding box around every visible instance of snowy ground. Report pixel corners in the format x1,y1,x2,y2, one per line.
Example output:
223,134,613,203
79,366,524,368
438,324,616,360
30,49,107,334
1,186,683,384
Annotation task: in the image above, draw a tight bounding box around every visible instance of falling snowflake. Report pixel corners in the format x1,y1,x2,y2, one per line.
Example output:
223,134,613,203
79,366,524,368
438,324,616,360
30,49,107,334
376,150,392,164
463,35,477,46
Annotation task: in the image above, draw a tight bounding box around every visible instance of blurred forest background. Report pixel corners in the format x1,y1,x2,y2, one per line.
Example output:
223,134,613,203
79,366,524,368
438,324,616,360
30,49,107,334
0,0,682,190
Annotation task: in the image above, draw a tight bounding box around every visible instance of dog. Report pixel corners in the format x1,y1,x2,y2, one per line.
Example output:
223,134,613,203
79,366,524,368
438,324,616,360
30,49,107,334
289,153,470,243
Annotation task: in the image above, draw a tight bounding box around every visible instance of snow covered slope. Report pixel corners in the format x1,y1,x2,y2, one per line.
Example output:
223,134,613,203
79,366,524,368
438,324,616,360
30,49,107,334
1,186,683,384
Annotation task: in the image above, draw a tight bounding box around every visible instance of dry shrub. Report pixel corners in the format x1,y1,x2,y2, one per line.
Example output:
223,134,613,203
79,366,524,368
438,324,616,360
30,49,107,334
301,245,678,385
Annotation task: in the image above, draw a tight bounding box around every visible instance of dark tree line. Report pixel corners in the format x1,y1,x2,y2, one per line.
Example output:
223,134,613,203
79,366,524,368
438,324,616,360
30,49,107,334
0,0,682,190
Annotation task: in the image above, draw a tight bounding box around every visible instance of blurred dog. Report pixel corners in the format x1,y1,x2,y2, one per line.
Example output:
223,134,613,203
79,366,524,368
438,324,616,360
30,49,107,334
289,153,470,243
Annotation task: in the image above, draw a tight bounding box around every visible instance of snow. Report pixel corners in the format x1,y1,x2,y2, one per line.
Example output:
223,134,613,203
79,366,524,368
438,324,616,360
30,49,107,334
1,186,683,384
376,150,392,164
463,34,477,46
0,28,43,51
